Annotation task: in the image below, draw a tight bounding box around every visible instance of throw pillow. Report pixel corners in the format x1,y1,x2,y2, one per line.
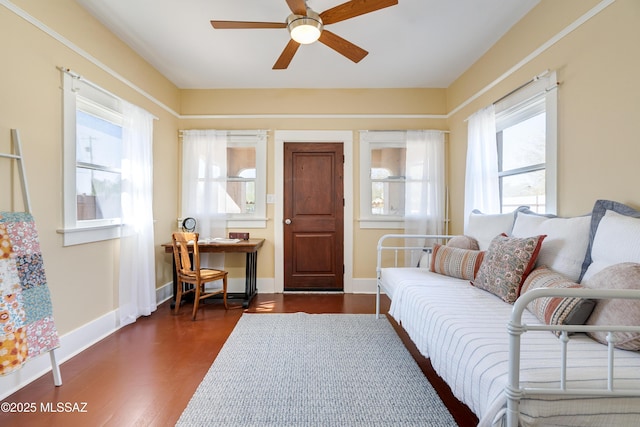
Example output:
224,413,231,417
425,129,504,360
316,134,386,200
446,235,479,250
581,208,640,283
511,210,591,282
521,266,595,335
429,244,484,280
472,233,546,304
465,207,529,251
579,199,640,282
584,262,640,351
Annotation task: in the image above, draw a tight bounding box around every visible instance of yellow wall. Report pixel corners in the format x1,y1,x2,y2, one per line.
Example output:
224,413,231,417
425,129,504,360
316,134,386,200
1,0,638,338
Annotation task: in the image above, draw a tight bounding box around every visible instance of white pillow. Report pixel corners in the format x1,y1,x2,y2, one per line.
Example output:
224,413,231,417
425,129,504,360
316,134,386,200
581,210,640,283
511,211,591,282
466,208,524,251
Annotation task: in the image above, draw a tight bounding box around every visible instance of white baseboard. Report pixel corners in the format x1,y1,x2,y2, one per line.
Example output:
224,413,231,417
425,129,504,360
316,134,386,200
163,278,276,296
156,281,173,304
351,278,378,294
256,277,275,294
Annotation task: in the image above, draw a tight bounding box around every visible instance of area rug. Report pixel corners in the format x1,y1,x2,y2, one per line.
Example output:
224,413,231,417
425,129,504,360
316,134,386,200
176,313,457,426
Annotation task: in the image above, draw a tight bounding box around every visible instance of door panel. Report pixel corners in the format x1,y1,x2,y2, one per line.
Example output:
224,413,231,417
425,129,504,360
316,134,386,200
284,143,344,290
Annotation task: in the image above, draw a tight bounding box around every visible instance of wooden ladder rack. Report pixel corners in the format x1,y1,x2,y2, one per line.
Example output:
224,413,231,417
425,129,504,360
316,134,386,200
1,129,61,386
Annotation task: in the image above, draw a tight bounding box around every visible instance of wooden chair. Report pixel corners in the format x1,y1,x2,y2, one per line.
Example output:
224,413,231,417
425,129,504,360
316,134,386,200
171,232,228,320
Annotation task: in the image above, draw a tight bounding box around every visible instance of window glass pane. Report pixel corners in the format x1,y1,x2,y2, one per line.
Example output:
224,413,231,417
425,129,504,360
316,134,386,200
371,181,405,216
76,168,121,220
501,112,545,171
226,181,255,214
501,169,545,213
76,110,122,169
371,181,384,214
370,147,405,179
227,147,255,176
227,146,256,214
370,146,405,215
76,109,122,221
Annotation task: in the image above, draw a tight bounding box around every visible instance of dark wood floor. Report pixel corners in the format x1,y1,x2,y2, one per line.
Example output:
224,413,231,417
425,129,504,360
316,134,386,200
0,294,477,426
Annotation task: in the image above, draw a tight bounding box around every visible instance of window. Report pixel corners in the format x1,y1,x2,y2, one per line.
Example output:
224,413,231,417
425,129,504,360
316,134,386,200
495,71,557,214
181,130,267,229
61,72,124,245
226,133,266,227
371,146,406,216
359,130,445,229
360,131,406,228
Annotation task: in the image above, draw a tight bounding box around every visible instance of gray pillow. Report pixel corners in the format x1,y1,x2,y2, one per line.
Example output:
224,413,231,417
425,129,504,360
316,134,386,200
446,235,479,250
585,262,640,351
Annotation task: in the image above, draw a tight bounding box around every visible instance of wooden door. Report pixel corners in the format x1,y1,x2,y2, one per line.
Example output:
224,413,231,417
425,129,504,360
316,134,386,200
284,143,344,291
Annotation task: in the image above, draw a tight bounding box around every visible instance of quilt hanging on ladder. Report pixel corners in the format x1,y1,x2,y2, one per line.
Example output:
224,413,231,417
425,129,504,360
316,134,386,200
0,212,59,375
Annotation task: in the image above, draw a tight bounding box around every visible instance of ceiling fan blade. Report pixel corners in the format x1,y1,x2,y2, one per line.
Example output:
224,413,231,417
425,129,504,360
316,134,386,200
318,30,368,63
211,20,286,29
320,0,398,25
273,39,301,69
286,0,308,16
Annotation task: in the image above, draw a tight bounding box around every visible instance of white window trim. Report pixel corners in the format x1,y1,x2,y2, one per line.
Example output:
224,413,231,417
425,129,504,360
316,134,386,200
59,71,124,246
359,131,406,229
495,71,558,214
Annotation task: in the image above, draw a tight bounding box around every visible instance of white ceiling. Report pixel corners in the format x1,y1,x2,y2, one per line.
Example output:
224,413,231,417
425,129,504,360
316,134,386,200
75,0,539,89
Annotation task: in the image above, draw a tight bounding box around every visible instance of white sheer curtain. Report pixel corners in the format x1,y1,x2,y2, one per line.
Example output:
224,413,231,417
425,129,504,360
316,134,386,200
464,104,500,230
181,130,227,269
404,130,446,266
119,102,156,327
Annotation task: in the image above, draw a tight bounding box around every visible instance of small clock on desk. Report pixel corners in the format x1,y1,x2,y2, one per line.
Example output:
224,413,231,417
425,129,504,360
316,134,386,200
181,217,196,232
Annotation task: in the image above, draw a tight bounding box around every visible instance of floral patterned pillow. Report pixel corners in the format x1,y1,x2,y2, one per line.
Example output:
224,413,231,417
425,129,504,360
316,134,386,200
472,233,546,304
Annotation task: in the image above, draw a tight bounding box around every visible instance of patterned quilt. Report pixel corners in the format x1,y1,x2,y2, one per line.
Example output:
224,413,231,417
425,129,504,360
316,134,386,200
0,212,59,376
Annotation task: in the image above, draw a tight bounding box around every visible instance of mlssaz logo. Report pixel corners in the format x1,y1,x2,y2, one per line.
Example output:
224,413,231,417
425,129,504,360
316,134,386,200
40,402,88,413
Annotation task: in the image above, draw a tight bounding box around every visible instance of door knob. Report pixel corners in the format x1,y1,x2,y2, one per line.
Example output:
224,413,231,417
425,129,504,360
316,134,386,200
284,218,292,225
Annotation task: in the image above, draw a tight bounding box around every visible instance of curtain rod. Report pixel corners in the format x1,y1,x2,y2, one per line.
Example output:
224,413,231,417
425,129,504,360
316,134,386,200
492,70,551,105
58,66,159,120
361,129,450,134
179,129,269,137
463,70,558,122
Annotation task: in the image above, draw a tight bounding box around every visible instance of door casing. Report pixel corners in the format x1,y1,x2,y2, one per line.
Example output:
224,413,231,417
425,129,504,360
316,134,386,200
275,131,354,293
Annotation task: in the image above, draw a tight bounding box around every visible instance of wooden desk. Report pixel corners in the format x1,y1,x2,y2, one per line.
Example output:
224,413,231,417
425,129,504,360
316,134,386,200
162,238,264,308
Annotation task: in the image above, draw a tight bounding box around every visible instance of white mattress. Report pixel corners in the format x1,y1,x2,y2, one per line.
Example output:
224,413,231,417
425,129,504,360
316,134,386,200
380,267,463,300
381,268,640,426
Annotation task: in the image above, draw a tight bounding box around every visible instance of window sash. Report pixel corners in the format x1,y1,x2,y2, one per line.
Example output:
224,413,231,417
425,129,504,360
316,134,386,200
360,131,407,225
226,133,265,223
494,71,557,214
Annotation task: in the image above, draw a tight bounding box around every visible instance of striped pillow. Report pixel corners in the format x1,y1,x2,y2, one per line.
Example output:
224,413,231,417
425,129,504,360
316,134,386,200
521,266,595,334
430,244,485,280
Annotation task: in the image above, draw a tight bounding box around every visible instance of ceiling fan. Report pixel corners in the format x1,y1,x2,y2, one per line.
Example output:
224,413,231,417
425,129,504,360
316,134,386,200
210,0,399,69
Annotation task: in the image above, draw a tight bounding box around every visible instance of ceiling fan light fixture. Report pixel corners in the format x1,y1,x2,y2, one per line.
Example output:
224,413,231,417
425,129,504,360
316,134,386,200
287,10,323,44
